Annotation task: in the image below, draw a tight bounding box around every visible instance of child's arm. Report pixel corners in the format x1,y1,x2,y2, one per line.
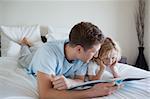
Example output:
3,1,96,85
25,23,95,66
89,67,105,80
88,60,105,81
110,61,119,78
111,68,119,78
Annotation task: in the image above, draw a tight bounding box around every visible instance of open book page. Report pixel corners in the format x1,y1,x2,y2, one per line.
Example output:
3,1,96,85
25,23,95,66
68,77,149,90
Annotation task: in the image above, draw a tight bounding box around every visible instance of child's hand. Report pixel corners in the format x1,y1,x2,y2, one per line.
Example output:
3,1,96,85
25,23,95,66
96,59,106,69
110,60,117,70
110,60,119,78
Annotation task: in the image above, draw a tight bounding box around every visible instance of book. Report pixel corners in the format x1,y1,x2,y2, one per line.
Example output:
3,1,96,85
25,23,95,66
68,77,149,90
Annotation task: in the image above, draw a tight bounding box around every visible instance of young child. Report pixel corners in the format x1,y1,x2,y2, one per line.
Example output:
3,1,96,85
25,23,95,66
88,37,121,81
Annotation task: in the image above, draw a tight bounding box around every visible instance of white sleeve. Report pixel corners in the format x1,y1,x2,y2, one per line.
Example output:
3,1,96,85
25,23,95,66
87,61,99,76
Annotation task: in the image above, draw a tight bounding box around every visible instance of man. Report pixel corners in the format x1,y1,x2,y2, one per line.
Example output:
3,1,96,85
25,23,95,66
28,22,121,99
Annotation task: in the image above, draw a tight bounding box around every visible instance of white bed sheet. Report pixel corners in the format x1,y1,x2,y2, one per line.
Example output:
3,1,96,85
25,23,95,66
0,57,150,99
94,63,150,99
0,57,38,99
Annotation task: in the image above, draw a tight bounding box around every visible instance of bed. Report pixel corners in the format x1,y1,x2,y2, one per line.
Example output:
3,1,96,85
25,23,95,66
0,57,38,99
0,25,150,99
0,57,149,99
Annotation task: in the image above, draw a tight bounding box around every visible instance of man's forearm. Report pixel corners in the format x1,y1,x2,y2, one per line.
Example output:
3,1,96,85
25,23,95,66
43,82,119,99
37,71,120,99
42,88,93,99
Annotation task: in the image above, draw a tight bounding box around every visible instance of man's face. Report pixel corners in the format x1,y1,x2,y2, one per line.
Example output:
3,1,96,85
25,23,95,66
80,43,101,63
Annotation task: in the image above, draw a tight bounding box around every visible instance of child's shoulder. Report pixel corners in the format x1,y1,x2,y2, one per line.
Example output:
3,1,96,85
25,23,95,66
88,61,99,67
88,60,96,64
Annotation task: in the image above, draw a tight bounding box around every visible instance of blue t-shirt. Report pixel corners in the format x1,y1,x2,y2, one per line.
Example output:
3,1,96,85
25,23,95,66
27,40,88,78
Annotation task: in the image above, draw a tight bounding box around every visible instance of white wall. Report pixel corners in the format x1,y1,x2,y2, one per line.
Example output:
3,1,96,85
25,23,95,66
0,0,140,65
145,0,150,70
0,3,2,24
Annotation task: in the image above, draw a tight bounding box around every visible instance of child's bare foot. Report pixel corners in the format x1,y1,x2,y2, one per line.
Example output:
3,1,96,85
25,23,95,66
19,37,32,47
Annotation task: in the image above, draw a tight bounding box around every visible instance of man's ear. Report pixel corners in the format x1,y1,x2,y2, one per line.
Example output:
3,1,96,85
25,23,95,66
75,45,84,54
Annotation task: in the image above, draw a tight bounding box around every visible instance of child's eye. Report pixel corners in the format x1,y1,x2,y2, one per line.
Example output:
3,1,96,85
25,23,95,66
112,57,116,60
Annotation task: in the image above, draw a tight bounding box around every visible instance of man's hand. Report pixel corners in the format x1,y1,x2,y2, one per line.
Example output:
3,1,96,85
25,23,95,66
51,75,71,90
89,82,123,97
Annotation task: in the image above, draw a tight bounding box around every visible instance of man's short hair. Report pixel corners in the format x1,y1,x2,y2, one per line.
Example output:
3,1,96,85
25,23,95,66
69,22,104,50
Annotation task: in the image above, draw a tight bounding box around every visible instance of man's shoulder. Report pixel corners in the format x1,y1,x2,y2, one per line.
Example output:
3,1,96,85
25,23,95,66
40,40,67,56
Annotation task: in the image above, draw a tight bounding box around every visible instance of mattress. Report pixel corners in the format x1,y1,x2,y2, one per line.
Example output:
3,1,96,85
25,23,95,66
94,63,150,99
0,57,38,99
0,57,150,99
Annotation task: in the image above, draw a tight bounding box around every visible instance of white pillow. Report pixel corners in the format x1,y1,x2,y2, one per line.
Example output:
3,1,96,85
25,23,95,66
50,32,69,40
0,25,41,57
1,25,41,44
47,27,69,41
7,41,21,57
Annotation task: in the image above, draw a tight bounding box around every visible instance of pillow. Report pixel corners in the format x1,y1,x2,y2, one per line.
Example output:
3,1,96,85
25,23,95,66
41,25,55,42
47,27,69,41
0,25,41,57
50,32,69,40
1,25,41,44
6,41,21,57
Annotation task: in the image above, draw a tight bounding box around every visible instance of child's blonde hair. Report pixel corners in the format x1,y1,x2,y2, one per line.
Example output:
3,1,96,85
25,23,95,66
93,37,121,62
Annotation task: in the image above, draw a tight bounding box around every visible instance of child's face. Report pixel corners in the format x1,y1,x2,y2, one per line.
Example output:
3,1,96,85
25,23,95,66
101,49,118,66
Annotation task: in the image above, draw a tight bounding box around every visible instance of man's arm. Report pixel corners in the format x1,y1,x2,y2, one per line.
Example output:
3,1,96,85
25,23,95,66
37,71,121,99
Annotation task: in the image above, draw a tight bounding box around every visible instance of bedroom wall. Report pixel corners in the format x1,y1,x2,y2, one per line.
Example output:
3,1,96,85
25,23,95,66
145,0,150,70
0,3,2,24
0,0,140,65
